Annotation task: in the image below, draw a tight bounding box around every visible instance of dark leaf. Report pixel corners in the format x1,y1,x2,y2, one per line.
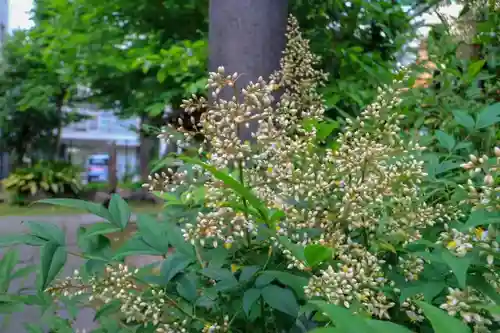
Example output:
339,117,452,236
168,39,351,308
262,285,299,317
108,194,131,229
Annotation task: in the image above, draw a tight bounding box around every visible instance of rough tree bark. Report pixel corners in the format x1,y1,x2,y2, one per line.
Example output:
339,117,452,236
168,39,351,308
209,0,288,140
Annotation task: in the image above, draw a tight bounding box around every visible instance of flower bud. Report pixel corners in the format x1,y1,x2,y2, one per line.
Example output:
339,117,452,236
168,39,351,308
470,154,478,163
484,174,494,186
495,147,500,157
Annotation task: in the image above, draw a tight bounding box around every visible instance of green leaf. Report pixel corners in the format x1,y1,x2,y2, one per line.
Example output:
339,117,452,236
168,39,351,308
181,157,268,220
316,121,339,141
24,324,45,333
113,235,164,259
0,249,19,292
83,223,121,238
239,266,260,283
176,274,198,301
165,222,195,257
0,234,43,247
304,244,332,267
262,285,299,317
475,103,500,129
260,271,308,299
135,214,170,254
416,301,471,333
94,300,121,321
24,221,66,245
467,59,485,79
463,209,500,230
441,250,471,288
39,242,67,290
468,274,500,304
37,198,112,221
309,300,372,332
366,319,413,333
452,110,475,130
435,130,456,152
108,194,131,229
243,288,261,317
161,253,193,285
399,281,446,303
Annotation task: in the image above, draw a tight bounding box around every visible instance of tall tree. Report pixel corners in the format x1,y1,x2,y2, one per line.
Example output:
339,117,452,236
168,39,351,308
209,0,288,140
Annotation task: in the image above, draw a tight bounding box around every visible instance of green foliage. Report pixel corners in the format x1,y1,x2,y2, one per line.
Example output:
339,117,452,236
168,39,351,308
2,161,83,204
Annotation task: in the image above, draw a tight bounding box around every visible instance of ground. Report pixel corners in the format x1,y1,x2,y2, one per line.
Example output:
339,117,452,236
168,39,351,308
0,208,161,332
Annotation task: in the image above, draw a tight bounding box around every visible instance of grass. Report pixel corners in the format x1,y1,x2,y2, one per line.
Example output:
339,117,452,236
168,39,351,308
0,202,163,217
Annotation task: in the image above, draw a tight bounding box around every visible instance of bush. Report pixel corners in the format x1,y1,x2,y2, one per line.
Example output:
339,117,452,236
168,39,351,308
2,161,82,204
1,15,500,333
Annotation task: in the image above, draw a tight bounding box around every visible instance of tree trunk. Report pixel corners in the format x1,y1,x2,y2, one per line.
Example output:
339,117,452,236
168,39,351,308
53,90,66,161
139,115,155,182
209,0,288,140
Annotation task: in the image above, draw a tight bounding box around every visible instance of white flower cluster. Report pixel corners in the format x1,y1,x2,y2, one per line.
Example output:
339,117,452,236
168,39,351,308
48,265,167,328
440,287,494,332
304,243,394,318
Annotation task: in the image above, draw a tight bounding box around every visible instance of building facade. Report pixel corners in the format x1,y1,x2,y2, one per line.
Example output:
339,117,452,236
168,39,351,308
61,104,141,182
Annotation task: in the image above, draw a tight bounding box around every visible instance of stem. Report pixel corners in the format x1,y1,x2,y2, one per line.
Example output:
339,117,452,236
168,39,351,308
260,297,266,333
195,244,205,268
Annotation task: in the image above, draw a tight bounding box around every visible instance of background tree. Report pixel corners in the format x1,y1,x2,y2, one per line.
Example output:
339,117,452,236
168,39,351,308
0,29,83,167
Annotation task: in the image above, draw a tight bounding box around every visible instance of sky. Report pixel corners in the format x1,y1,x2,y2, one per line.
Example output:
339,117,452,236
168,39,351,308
8,0,33,32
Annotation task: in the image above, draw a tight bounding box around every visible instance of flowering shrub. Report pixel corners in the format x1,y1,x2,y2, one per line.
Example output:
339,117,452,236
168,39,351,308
2,15,500,333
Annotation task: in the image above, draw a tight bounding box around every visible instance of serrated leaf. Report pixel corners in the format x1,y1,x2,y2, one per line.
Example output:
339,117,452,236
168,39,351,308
108,194,131,229
0,249,19,292
39,242,67,291
416,301,471,333
262,285,299,317
161,253,193,285
366,319,413,333
243,288,261,316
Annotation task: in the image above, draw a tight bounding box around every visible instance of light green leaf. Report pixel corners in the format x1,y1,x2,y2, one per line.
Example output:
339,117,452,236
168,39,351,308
262,285,299,317
304,244,332,267
243,288,261,317
452,110,475,130
475,103,500,129
467,59,485,79
39,242,67,291
108,194,130,229
416,301,471,333
435,130,456,152
181,157,268,221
